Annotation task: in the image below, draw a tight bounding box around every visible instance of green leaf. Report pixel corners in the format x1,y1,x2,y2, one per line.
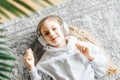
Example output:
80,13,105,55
0,42,8,45
0,67,12,72
0,9,10,19
0,73,11,80
0,0,28,17
0,53,16,60
0,35,7,38
0,62,14,68
0,0,20,17
43,0,54,5
0,28,7,32
14,0,36,12
0,0,54,20
0,47,12,52
31,0,46,8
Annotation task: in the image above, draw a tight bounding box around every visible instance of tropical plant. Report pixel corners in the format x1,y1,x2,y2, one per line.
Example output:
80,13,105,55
0,0,53,20
0,29,16,80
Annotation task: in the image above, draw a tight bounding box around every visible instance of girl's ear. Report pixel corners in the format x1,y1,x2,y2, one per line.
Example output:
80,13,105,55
62,22,69,36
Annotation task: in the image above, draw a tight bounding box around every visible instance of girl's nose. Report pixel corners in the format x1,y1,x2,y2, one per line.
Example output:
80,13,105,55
49,31,55,38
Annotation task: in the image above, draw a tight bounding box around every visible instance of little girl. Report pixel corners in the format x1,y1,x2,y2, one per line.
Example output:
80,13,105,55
24,15,109,80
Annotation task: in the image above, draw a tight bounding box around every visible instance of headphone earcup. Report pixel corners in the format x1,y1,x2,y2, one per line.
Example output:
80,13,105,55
62,22,69,35
38,36,47,47
36,32,47,46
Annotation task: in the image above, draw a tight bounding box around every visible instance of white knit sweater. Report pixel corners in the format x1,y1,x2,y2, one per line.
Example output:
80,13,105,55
30,36,108,80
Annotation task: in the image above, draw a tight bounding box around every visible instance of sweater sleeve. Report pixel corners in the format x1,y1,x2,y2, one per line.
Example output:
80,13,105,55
88,43,109,79
29,67,42,80
29,67,52,80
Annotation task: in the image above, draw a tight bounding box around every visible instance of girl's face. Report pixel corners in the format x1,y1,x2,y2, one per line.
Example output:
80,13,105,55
40,20,66,47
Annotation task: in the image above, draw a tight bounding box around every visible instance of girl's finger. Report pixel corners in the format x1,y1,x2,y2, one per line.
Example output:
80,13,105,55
76,44,81,49
27,55,32,59
25,50,33,56
81,46,87,51
76,44,82,51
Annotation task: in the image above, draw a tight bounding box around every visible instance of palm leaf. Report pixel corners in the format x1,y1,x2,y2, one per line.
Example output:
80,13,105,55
0,29,8,39
0,28,16,80
43,0,54,5
0,28,6,32
14,0,36,12
0,0,54,19
31,0,46,8
0,53,16,60
0,0,28,17
0,73,11,80
0,42,8,45
0,67,12,72
0,35,7,38
0,9,10,19
0,47,13,51
0,62,14,68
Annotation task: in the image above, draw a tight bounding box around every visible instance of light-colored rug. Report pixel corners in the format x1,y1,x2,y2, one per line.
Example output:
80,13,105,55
0,0,120,80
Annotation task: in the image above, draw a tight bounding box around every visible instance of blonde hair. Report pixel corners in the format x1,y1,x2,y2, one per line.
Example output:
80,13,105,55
68,25,97,45
68,25,118,75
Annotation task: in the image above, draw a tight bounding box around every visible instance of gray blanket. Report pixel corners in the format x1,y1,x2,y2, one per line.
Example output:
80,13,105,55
0,0,120,80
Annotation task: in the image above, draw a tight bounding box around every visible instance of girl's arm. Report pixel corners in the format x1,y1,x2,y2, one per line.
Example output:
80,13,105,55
89,43,108,78
24,48,52,80
29,67,42,80
29,66,52,80
24,48,41,80
76,42,108,78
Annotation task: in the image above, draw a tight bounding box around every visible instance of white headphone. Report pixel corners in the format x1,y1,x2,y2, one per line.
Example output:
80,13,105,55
36,15,69,47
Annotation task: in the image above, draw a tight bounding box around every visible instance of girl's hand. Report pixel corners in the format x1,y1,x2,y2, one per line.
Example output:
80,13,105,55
24,48,35,70
75,44,89,56
75,44,94,61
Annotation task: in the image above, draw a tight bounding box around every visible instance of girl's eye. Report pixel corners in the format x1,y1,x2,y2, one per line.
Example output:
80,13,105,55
53,28,56,31
44,32,49,36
